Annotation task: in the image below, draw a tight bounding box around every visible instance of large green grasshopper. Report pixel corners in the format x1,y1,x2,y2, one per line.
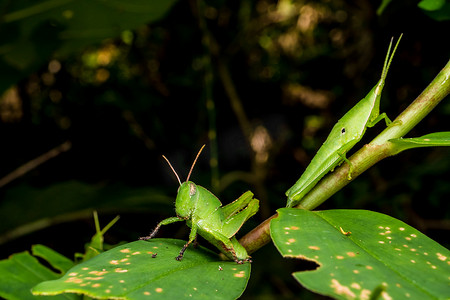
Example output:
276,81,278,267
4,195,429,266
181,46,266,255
140,145,259,263
286,35,402,208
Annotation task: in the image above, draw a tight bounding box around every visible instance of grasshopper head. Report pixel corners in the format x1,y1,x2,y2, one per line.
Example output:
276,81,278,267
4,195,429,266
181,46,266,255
163,145,205,219
175,181,198,218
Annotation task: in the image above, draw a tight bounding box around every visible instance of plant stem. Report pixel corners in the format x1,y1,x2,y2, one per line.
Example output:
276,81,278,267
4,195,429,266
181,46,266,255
240,58,450,254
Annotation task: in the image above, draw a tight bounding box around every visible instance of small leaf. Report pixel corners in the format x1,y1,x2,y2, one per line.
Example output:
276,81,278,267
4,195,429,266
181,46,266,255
270,209,450,299
32,239,251,300
390,132,450,154
32,244,74,274
418,0,446,11
0,245,76,300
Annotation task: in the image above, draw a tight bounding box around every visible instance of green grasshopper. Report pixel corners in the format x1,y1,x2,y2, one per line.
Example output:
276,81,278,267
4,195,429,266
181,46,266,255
286,35,402,208
140,145,259,264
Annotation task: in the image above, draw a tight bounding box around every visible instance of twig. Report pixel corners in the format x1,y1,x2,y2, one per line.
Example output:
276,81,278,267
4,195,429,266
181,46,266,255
0,140,71,188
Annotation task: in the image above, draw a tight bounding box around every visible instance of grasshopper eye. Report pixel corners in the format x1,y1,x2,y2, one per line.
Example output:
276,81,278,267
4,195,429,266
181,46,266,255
189,183,196,196
341,127,346,135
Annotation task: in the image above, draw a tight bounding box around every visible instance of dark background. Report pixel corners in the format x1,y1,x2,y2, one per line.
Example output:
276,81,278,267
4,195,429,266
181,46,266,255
1,0,449,298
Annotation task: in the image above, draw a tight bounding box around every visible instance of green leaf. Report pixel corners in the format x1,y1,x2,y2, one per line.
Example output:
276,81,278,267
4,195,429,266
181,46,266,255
422,2,450,21
270,209,450,299
418,0,446,11
32,244,75,274
0,245,77,300
32,239,251,300
0,181,172,239
0,0,179,93
390,132,450,154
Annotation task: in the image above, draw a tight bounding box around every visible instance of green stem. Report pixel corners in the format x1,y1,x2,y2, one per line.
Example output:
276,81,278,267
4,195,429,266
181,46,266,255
298,58,450,210
240,58,450,253
194,0,220,193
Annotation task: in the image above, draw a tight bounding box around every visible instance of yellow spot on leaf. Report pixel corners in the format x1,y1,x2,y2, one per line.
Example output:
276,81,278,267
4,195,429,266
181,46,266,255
381,291,393,300
360,289,371,299
85,277,103,281
155,288,163,293
82,267,89,270
288,238,296,243
405,237,411,241
351,283,361,289
347,252,356,257
65,277,83,284
120,249,131,253
143,291,151,295
336,255,344,260
115,268,128,273
89,270,108,276
120,258,129,262
365,265,373,270
410,260,416,263
399,227,405,231
92,283,101,288
308,246,320,250
378,241,385,244
68,272,78,276
105,289,111,293
110,260,119,265
330,279,356,298
290,226,299,230
437,253,447,261
353,270,359,274
234,271,246,278
410,234,417,238
132,251,141,255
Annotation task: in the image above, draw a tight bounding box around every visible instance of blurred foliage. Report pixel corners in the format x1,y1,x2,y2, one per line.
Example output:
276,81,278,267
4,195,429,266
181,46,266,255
0,0,449,298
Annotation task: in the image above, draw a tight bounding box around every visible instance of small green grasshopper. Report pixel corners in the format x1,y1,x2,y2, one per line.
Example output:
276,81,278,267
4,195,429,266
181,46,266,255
286,35,402,208
140,145,259,264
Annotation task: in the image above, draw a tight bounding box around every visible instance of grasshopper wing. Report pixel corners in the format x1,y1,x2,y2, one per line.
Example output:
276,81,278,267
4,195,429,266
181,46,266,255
221,191,254,218
221,193,259,238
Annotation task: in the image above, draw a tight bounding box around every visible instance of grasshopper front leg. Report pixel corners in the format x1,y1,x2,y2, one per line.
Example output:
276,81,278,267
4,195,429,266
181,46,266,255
139,216,184,240
175,222,198,261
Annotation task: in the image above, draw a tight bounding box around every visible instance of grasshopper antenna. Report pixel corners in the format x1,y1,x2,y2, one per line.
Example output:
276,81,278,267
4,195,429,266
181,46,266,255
186,144,206,182
162,155,182,186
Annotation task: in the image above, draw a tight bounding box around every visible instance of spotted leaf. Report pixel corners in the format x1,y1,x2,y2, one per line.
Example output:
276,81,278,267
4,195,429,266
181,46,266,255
270,209,450,299
32,239,250,300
